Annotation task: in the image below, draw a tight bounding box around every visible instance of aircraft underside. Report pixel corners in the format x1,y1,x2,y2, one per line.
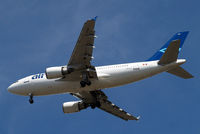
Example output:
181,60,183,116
7,17,193,121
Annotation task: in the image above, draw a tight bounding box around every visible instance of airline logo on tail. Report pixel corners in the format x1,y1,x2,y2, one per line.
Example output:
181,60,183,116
148,31,189,61
159,48,182,53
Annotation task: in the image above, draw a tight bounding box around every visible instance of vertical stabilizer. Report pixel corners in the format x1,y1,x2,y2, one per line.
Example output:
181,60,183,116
147,31,189,61
158,39,180,65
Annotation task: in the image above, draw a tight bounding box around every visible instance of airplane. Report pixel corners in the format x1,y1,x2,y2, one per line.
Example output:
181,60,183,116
7,16,193,121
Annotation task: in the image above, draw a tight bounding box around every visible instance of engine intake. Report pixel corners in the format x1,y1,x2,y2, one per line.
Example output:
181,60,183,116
62,101,87,113
45,66,73,79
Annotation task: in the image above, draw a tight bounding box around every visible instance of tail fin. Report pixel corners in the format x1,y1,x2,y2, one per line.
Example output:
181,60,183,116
167,66,193,79
147,31,189,61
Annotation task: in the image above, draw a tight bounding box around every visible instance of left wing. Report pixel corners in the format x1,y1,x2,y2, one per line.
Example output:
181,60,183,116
98,99,139,121
71,90,140,121
66,17,98,80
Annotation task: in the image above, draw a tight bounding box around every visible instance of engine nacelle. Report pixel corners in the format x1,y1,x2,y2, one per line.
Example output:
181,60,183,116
45,66,73,79
62,101,87,113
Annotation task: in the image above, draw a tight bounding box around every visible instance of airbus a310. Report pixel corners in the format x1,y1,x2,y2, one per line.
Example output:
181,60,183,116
8,16,193,121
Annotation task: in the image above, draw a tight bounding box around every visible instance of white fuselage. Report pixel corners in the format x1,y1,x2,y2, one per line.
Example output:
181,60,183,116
7,59,186,96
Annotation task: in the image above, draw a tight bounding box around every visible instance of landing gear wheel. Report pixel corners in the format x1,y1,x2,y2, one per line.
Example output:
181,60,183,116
81,72,91,87
80,81,86,87
28,93,34,104
96,101,101,107
29,99,34,104
86,81,91,86
91,104,96,109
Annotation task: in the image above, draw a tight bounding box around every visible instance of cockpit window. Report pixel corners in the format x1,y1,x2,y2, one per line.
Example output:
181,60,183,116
24,80,29,83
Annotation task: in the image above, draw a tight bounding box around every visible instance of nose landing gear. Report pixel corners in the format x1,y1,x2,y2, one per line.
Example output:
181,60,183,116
28,93,34,104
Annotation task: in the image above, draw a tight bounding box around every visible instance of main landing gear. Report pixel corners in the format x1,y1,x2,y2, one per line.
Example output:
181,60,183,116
80,72,91,87
80,80,91,87
28,93,34,104
90,101,101,109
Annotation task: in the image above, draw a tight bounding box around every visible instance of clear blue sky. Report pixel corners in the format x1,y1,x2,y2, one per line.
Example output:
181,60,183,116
0,0,199,134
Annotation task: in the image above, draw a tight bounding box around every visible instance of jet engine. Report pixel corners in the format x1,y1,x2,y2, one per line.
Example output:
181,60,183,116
45,66,73,79
62,101,88,113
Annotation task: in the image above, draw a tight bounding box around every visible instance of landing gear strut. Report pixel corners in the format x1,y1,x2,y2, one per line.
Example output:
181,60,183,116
28,93,34,104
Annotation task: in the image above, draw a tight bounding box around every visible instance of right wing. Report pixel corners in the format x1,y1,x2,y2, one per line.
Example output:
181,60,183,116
71,90,140,121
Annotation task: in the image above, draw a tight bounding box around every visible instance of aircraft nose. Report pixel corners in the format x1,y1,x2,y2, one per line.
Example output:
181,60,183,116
7,81,29,96
7,84,15,93
7,83,19,94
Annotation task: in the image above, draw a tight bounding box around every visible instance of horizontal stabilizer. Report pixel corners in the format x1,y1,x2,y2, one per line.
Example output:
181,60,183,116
158,40,180,65
167,66,193,79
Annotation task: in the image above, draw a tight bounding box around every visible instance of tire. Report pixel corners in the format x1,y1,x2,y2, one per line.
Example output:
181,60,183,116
91,104,96,109
96,101,101,107
80,81,86,87
29,99,34,104
86,81,91,86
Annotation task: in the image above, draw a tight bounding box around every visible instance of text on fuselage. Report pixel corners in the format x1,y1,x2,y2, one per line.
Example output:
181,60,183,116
32,73,45,79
